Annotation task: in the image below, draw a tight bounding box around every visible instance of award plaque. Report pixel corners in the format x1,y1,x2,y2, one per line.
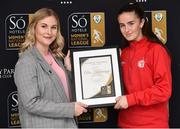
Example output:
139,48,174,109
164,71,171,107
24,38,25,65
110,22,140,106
71,47,123,107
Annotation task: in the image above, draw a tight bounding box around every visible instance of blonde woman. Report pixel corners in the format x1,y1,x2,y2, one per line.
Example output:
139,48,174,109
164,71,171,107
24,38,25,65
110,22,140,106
14,8,87,128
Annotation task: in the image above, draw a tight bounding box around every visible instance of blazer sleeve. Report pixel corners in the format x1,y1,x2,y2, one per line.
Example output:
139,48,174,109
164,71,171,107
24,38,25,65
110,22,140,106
14,54,75,118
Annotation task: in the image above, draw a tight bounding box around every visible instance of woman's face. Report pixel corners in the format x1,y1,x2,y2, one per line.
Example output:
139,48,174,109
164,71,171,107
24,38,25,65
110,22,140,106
118,11,144,42
35,16,58,48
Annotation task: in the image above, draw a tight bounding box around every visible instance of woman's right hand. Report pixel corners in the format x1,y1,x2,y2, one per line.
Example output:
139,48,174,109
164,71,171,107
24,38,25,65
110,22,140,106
64,50,71,71
114,95,128,110
74,102,88,116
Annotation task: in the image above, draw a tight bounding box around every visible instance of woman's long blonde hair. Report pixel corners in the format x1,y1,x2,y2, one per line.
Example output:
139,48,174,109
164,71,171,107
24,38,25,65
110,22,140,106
19,8,64,57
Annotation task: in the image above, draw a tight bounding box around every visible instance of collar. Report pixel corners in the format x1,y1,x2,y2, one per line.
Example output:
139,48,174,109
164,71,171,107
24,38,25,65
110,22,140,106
129,37,148,49
31,46,54,62
31,46,64,69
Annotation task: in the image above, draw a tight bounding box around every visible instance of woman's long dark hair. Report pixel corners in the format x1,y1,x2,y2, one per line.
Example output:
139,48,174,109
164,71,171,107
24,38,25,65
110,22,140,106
117,2,170,55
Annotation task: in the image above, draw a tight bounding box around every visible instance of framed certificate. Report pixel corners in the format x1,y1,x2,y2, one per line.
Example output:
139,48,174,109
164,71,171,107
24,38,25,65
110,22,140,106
71,47,123,107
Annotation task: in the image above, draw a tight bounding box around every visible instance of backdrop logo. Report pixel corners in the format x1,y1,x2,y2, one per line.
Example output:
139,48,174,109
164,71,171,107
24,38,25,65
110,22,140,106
68,12,105,48
152,11,167,44
0,68,14,79
78,107,107,123
5,14,32,50
145,10,167,44
7,91,20,127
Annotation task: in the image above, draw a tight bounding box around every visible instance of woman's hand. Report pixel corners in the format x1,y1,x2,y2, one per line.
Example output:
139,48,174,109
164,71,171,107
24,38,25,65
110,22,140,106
74,102,88,116
64,50,71,71
114,95,128,109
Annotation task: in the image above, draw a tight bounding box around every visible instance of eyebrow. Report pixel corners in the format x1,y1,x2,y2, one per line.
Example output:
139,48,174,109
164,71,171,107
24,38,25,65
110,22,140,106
39,22,57,26
119,20,135,24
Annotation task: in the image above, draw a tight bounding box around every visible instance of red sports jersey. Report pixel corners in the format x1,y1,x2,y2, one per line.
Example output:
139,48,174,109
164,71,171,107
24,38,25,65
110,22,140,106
118,37,172,128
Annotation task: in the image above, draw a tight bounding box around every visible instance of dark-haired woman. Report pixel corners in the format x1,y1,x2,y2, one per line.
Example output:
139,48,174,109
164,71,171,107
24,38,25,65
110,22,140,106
114,3,172,128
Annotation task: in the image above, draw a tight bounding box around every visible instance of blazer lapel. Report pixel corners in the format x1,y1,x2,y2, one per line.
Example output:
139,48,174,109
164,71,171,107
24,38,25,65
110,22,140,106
31,47,68,101
54,57,73,100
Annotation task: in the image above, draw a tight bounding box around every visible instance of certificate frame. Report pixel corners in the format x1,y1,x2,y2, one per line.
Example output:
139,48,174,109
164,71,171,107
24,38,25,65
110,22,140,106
71,47,123,107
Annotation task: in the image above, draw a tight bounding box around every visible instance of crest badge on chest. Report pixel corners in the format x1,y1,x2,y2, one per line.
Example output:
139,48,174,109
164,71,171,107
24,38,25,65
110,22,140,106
137,59,145,68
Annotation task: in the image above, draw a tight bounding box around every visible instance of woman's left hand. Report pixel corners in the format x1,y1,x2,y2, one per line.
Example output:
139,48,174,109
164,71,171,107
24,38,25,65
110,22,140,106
114,95,128,109
64,50,71,71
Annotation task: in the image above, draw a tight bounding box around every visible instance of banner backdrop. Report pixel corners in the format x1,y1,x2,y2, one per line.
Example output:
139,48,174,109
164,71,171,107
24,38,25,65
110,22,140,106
0,0,180,128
